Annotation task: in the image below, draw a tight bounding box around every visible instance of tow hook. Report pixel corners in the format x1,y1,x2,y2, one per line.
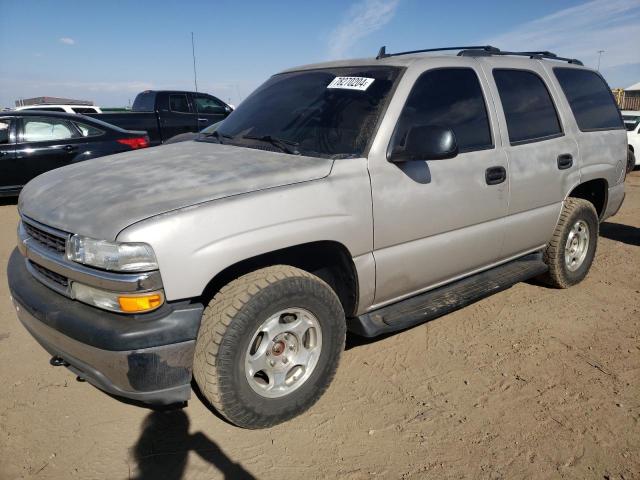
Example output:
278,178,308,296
49,356,69,367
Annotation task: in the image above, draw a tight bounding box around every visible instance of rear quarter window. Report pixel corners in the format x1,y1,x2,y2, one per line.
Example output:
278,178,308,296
553,68,623,131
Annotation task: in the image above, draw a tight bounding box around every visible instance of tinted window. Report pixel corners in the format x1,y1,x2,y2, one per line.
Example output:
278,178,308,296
215,66,400,158
23,118,76,142
392,68,492,152
195,95,226,114
170,94,190,113
24,107,66,112
0,119,11,144
622,115,640,132
132,92,156,112
73,122,104,137
72,107,99,114
554,68,623,131
493,69,562,144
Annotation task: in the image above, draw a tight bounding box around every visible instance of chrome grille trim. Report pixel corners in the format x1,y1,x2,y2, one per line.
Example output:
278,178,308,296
26,260,71,297
21,216,70,254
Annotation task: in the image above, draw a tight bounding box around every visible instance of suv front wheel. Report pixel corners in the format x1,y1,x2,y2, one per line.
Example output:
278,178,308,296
541,198,599,288
193,265,346,429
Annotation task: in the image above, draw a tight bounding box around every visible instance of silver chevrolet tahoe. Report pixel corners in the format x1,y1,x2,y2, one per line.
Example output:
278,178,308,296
8,46,627,428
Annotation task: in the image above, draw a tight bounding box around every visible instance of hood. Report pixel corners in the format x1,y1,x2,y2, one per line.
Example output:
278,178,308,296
19,141,334,240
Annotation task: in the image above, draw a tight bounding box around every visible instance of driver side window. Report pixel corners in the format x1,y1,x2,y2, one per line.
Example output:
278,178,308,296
391,68,493,154
22,117,76,142
195,95,226,114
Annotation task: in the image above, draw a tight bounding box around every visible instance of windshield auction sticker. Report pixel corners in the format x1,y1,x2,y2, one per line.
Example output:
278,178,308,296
327,77,375,91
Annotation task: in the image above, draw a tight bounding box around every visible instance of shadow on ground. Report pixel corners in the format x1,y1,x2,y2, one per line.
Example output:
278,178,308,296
600,222,640,246
131,410,255,480
0,197,18,207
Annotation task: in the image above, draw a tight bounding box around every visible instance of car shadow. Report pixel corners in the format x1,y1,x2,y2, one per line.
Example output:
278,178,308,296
131,410,255,480
600,222,640,246
0,197,18,206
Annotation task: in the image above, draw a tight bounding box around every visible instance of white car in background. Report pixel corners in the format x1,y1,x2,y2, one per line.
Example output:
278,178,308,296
622,110,640,172
15,104,103,114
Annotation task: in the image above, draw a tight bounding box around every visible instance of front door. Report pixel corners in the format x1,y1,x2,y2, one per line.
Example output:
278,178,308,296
369,62,508,307
0,117,17,193
14,116,85,186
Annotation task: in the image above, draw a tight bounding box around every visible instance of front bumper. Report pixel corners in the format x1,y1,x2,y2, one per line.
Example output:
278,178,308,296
8,249,204,404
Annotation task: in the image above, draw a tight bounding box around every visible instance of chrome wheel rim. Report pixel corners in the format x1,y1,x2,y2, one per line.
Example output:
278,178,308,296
244,308,322,399
564,220,590,272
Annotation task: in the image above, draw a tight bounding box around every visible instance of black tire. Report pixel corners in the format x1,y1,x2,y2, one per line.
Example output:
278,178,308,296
540,198,599,289
628,149,636,174
193,265,346,429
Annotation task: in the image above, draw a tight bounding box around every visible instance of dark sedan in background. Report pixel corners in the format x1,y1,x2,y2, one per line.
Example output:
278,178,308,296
0,111,150,197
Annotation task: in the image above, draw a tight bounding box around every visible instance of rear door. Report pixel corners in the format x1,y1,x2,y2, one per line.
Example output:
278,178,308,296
194,94,230,129
157,92,198,140
0,117,17,192
14,116,87,185
369,61,508,307
479,59,580,257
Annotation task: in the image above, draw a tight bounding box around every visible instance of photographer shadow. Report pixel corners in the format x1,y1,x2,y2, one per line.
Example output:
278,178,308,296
131,410,255,480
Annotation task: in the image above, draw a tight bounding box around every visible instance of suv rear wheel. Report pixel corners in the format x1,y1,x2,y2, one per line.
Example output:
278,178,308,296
193,265,346,429
541,198,598,288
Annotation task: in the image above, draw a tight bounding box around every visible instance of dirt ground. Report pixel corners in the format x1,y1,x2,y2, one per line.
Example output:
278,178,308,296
0,172,638,480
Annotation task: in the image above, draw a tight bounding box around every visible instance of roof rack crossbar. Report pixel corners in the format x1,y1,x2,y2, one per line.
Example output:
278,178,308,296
376,45,583,66
376,45,498,60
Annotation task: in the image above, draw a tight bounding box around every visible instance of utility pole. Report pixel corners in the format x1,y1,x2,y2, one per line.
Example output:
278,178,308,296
597,50,605,71
191,32,199,92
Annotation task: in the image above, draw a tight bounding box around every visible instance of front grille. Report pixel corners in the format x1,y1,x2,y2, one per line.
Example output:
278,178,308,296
23,221,67,253
29,261,69,288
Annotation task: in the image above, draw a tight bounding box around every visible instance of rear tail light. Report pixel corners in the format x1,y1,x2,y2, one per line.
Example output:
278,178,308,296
117,136,149,149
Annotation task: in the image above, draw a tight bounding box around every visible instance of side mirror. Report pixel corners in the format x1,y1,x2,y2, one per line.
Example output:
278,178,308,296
388,125,458,162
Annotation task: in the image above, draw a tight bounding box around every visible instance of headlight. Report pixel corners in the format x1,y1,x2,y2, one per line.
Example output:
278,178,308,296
71,282,164,313
66,235,158,272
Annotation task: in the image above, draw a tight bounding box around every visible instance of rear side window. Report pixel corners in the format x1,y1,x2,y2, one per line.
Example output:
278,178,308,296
0,119,12,144
554,68,623,131
24,107,66,112
393,68,493,152
493,69,562,144
170,94,191,113
72,107,98,114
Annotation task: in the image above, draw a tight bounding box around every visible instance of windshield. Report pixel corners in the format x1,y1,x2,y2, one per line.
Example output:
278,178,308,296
622,115,640,131
201,66,401,158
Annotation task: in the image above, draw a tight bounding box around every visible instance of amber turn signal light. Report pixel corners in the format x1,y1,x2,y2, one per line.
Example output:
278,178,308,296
118,293,163,313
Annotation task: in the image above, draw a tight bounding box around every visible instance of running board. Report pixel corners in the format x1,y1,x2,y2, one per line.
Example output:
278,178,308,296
347,253,548,337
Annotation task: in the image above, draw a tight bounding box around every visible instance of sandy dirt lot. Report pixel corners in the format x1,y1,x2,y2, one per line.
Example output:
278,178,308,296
0,172,638,480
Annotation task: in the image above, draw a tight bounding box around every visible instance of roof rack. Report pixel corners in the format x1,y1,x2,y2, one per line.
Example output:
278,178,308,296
376,45,498,59
376,45,583,66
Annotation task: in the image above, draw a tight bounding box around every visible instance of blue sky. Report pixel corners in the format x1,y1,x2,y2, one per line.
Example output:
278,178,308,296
1,0,639,108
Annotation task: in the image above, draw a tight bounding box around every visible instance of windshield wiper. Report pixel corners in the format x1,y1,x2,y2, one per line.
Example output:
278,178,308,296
204,130,233,144
241,134,300,155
